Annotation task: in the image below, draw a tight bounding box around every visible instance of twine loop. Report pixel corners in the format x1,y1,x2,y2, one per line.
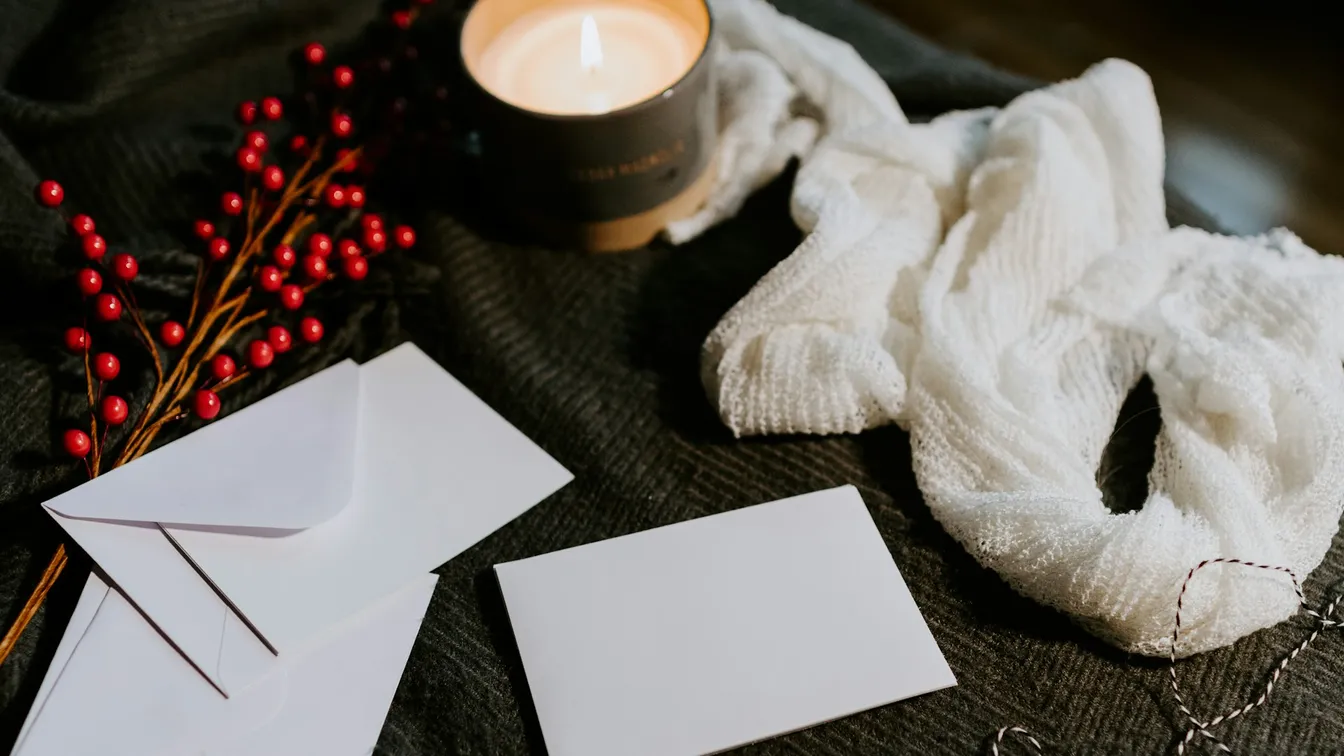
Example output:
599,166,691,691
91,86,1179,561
989,726,1043,756
1170,559,1342,755
987,558,1344,755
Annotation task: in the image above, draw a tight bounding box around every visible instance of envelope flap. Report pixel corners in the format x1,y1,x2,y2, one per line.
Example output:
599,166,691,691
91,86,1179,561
158,342,573,655
45,360,360,530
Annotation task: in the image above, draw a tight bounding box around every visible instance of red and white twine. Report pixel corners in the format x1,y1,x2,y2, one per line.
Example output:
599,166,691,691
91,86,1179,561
989,726,1043,756
987,558,1343,755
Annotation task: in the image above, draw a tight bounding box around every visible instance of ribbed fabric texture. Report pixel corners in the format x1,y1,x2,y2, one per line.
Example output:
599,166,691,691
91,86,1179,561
3,0,1343,754
696,0,1344,658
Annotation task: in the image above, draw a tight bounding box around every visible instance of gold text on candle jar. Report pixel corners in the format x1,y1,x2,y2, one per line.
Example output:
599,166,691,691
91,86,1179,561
571,139,687,182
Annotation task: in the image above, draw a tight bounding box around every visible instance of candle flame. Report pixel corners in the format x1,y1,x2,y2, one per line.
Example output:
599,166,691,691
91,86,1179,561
580,14,603,72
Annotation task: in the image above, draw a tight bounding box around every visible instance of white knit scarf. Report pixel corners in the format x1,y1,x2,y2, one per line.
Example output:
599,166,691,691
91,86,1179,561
677,0,1344,657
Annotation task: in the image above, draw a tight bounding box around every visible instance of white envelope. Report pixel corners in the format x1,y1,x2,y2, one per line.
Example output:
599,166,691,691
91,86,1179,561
42,343,573,695
495,486,957,756
11,571,437,756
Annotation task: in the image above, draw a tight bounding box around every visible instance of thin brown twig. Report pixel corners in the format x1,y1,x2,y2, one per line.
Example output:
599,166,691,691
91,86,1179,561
113,301,232,467
214,308,267,355
119,282,163,390
0,547,67,667
122,363,256,464
2,111,371,672
120,143,329,446
294,146,359,198
280,212,316,246
213,368,251,392
121,408,188,463
186,260,206,330
247,187,261,236
82,341,100,476
210,152,323,310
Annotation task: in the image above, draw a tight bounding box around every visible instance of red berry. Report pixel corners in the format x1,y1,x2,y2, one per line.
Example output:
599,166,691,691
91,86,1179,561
279,284,304,310
110,253,138,282
63,326,89,353
257,264,283,292
63,429,91,458
76,268,102,296
346,185,366,208
160,320,186,346
263,165,285,191
323,184,346,208
361,213,383,232
236,146,262,172
36,180,64,207
394,225,416,248
302,254,328,280
333,65,355,89
71,214,96,236
391,10,411,29
331,112,353,138
308,233,332,258
237,100,257,125
363,227,387,253
335,148,356,172
273,243,297,269
244,130,268,152
101,395,129,425
343,255,369,281
299,316,324,343
82,233,107,261
94,352,120,381
261,96,283,121
337,239,361,259
303,42,326,66
222,191,244,215
288,134,309,154
268,325,293,353
248,339,275,368
210,354,236,380
194,389,222,420
207,237,231,261
94,293,122,322
193,219,215,239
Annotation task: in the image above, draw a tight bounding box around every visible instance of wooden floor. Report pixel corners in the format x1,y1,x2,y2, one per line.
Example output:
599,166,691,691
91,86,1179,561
865,0,1344,254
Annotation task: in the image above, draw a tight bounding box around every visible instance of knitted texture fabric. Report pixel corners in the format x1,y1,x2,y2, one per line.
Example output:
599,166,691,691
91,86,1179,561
8,0,1344,750
693,0,1344,657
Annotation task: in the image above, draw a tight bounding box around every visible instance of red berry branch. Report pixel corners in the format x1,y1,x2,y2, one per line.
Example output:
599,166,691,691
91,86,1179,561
0,0,444,669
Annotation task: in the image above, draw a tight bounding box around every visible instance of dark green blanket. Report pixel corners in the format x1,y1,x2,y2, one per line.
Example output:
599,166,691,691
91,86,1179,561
2,0,1340,753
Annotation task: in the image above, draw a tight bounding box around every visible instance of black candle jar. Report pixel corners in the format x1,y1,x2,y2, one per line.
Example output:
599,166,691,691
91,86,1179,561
460,0,716,252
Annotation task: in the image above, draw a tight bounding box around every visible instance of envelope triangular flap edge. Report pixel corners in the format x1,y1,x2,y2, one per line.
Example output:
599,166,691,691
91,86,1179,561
44,360,361,530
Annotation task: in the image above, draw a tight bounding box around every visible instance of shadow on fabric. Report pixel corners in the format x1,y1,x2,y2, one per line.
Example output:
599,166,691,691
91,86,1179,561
0,505,91,752
473,569,550,756
629,167,802,446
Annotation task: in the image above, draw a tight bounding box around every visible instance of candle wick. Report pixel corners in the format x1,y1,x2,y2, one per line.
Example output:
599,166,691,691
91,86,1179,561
580,14,603,73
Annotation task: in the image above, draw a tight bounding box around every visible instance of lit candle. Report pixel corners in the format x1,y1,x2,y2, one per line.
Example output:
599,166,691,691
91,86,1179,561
471,2,705,116
461,0,717,252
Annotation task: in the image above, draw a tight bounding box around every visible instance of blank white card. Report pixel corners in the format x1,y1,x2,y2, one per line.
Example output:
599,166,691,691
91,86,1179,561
495,485,956,756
